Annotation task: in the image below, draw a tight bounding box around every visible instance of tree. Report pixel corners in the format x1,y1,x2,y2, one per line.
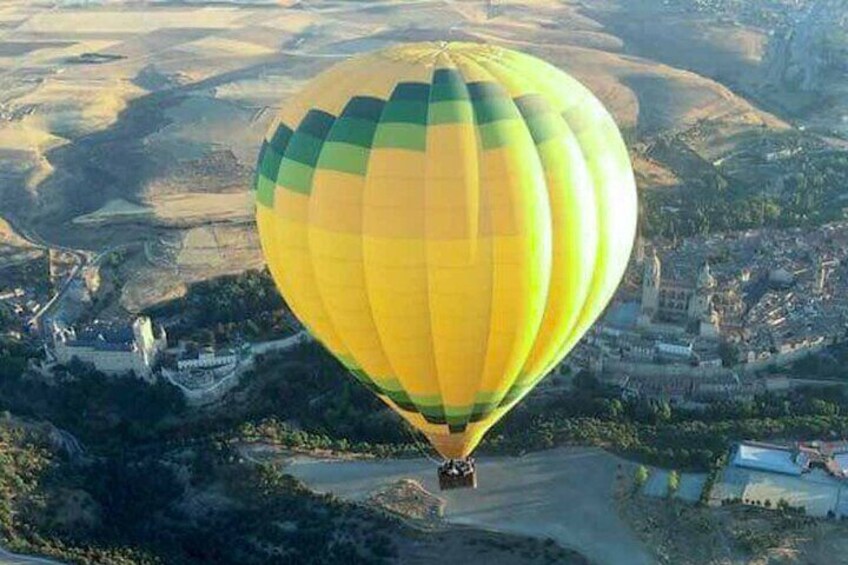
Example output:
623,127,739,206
718,341,739,367
634,465,649,492
657,401,672,423
667,470,680,497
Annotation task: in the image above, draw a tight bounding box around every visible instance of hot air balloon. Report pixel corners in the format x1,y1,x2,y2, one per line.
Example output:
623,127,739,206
254,42,637,488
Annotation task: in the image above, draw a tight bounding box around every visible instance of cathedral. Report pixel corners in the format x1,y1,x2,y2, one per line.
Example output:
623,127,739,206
637,250,720,338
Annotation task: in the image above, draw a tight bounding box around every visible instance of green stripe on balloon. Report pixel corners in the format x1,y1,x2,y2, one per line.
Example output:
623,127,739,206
266,79,569,199
431,68,469,101
341,96,385,121
269,124,293,153
327,117,378,148
276,158,314,194
428,100,474,125
372,122,427,151
317,142,370,176
284,131,325,168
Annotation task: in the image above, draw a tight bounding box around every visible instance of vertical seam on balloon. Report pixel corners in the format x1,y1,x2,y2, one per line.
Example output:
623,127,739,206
541,88,613,375
447,51,495,442
486,53,554,407
421,53,453,436
491,54,597,387
304,66,387,392
450,55,518,439
497,52,605,380
356,64,425,423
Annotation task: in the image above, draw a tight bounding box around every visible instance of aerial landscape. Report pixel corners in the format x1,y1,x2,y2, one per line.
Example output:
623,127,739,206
0,0,847,563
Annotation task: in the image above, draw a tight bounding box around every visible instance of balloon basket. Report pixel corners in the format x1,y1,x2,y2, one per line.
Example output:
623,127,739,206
438,458,477,490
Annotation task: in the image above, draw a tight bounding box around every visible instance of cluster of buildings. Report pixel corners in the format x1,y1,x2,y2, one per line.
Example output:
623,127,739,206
572,222,848,402
732,441,848,480
645,223,848,365
44,313,309,406
47,315,248,403
0,286,43,329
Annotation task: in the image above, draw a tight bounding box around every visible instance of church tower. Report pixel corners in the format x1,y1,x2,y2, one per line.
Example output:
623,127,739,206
639,250,661,326
690,261,719,338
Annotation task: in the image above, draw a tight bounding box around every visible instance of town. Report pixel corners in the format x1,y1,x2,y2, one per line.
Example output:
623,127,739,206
569,221,848,406
6,217,848,416
7,214,848,526
0,0,846,561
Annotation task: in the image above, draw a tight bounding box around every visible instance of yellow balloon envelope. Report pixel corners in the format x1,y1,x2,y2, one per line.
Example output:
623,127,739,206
254,42,637,459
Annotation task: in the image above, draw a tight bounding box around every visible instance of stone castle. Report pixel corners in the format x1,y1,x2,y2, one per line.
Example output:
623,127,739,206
51,316,166,381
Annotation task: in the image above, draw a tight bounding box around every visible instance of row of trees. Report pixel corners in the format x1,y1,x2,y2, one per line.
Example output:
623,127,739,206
484,373,848,470
642,148,848,239
233,349,848,472
147,268,294,344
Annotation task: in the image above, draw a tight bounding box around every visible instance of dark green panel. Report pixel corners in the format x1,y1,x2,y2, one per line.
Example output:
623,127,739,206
326,117,378,148
390,82,430,101
258,142,284,180
269,124,294,153
466,81,508,100
430,68,469,102
420,405,448,425
430,82,470,102
468,401,498,423
472,96,521,124
432,67,465,85
284,131,324,167
297,109,336,140
253,142,269,191
380,100,429,125
384,388,418,412
341,96,386,121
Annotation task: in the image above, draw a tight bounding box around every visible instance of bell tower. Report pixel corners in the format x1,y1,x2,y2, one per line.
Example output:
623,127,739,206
639,250,661,324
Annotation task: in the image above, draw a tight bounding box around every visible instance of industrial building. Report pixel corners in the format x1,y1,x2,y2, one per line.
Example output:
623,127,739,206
731,440,848,479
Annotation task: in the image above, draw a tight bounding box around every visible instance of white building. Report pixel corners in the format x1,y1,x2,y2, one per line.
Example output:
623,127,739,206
51,317,166,381
0,288,24,301
656,340,693,358
177,347,238,371
731,442,807,476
